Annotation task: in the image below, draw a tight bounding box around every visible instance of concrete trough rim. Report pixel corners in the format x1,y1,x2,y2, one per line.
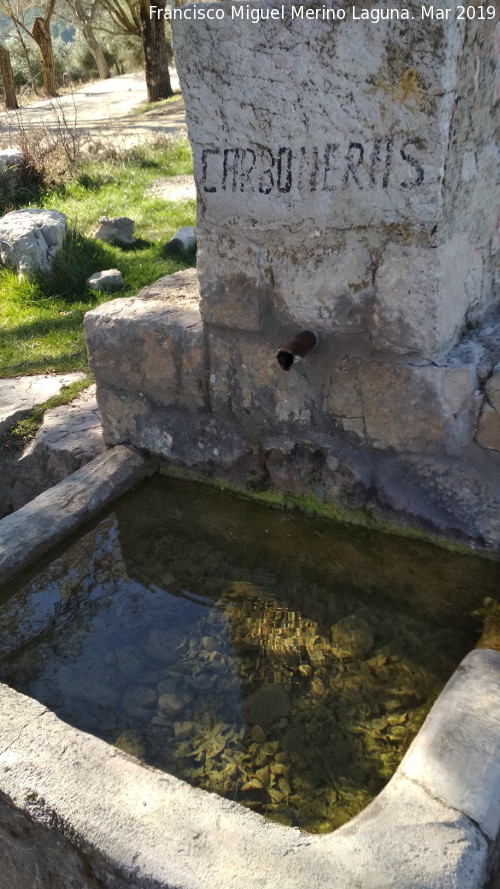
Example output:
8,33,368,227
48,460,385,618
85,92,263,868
0,454,499,887
0,650,499,888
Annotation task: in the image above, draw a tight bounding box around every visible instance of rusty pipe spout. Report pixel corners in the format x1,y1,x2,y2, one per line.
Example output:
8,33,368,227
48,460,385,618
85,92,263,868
276,330,319,371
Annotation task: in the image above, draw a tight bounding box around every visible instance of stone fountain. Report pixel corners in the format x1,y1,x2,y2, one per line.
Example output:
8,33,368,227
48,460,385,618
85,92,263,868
85,1,500,550
0,7,500,887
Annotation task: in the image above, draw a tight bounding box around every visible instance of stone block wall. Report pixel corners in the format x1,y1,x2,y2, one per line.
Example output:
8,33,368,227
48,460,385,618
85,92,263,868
85,4,500,549
175,1,498,361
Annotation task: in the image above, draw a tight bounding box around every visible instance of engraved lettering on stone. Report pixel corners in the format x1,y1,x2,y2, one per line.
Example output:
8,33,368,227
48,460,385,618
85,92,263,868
200,139,425,196
258,148,275,195
277,147,293,193
322,143,338,192
400,139,425,189
201,148,220,193
222,148,240,192
343,142,364,188
240,148,256,192
369,139,393,188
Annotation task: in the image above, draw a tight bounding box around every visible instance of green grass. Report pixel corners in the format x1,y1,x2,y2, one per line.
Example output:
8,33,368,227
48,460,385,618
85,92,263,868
42,138,194,238
133,94,183,115
0,138,196,378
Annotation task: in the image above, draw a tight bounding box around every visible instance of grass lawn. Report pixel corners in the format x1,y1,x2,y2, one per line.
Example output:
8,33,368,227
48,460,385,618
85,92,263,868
0,137,196,379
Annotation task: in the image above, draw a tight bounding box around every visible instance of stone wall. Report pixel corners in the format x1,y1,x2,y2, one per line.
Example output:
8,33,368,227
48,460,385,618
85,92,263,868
177,2,497,358
85,3,500,549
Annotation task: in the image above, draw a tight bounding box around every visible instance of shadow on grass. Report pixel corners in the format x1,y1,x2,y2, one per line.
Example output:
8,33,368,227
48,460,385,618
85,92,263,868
74,172,106,191
0,180,46,216
0,349,89,377
0,312,86,344
120,237,155,251
162,242,197,265
46,231,119,301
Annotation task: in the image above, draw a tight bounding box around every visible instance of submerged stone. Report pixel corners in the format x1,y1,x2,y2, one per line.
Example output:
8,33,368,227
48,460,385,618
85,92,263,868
331,615,374,660
241,684,291,725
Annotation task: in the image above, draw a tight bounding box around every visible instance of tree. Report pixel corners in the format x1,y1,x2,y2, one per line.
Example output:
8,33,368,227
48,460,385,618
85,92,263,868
0,0,59,96
94,0,172,101
0,43,18,108
32,6,58,95
64,0,110,79
139,0,171,102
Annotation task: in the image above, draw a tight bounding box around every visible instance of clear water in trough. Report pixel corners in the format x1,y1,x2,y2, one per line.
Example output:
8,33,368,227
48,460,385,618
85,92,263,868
0,476,498,832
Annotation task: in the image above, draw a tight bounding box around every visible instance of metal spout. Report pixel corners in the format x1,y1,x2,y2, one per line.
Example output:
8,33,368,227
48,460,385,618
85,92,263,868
276,330,319,371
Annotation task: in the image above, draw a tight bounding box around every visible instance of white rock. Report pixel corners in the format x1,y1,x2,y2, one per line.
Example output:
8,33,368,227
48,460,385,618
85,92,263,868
0,208,66,276
0,148,24,182
86,269,125,292
163,226,196,253
91,216,136,247
0,148,24,171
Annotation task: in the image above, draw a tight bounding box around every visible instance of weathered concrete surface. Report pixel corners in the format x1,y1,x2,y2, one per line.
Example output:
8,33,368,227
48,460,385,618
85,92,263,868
11,385,105,511
0,208,66,276
173,4,498,361
0,649,498,888
476,369,500,452
85,271,500,549
86,269,206,448
0,372,87,436
0,445,153,588
372,237,483,358
401,649,500,842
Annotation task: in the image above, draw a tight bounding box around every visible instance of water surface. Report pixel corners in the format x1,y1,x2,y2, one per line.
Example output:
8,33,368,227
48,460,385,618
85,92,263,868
1,476,498,832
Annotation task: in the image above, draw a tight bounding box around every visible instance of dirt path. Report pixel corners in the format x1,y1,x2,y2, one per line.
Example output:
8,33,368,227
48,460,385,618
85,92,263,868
0,70,187,147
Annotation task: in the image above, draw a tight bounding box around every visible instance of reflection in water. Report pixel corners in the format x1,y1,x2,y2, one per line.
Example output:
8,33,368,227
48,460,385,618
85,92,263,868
0,476,499,832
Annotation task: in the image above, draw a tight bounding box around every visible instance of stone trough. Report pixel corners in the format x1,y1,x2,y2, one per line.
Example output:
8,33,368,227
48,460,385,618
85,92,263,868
0,461,499,888
0,650,500,889
1,2,500,886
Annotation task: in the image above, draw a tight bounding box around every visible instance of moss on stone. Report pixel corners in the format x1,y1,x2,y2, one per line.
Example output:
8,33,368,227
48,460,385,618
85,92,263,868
157,464,497,559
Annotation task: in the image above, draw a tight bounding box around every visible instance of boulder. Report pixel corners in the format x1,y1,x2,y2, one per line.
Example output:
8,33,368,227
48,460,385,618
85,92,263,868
163,226,196,255
241,683,291,725
91,216,136,247
331,615,374,660
0,208,66,276
86,269,125,292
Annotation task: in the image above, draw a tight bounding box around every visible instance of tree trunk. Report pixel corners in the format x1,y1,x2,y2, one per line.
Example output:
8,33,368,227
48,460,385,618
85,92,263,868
82,21,110,79
31,17,58,97
73,0,110,80
0,45,18,109
139,0,172,102
13,21,39,94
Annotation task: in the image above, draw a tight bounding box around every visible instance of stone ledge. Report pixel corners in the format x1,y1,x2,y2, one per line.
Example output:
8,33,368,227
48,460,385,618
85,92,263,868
0,446,154,589
0,372,88,437
3,385,106,516
0,649,498,888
